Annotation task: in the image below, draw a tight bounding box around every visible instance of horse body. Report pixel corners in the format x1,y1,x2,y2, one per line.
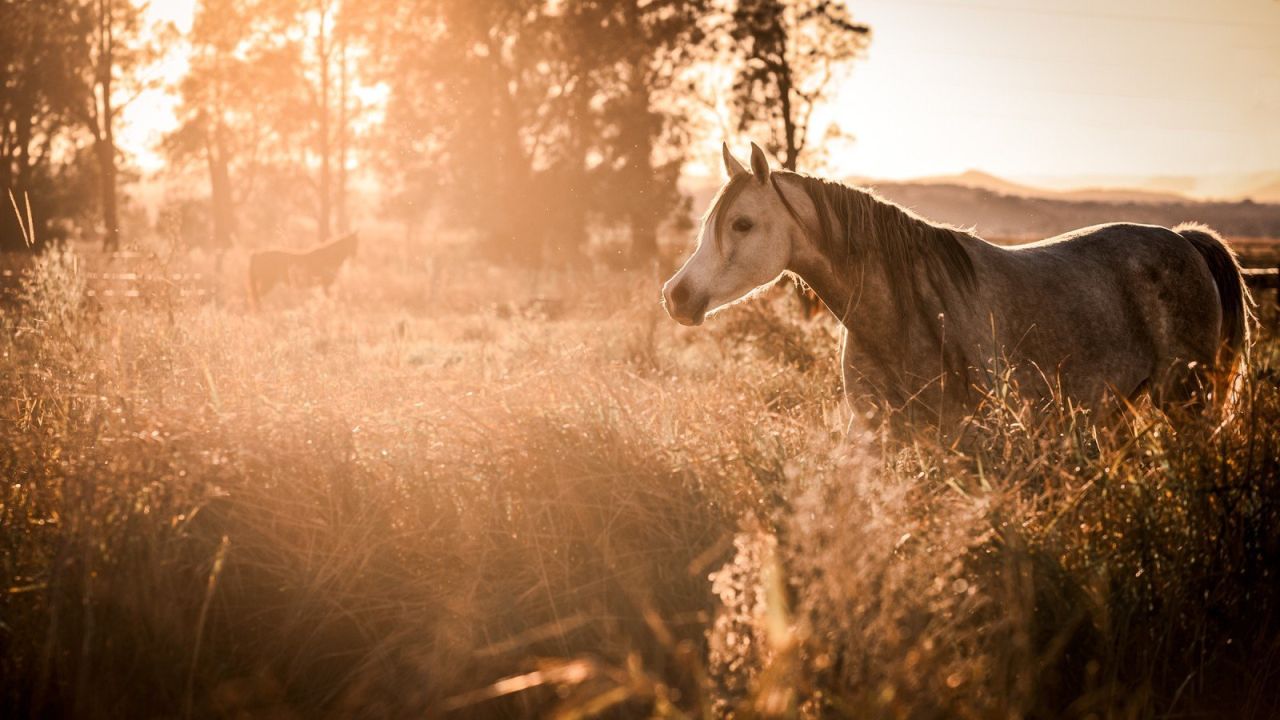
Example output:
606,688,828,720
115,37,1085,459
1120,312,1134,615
834,222,1227,417
248,232,358,307
663,143,1250,423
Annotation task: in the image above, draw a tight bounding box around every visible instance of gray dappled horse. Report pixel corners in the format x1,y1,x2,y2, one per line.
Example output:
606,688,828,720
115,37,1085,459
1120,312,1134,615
662,143,1252,426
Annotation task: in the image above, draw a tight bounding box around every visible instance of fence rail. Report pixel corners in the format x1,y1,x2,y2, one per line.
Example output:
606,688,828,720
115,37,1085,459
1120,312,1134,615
1243,267,1279,288
82,266,214,300
1245,267,1279,317
0,252,217,304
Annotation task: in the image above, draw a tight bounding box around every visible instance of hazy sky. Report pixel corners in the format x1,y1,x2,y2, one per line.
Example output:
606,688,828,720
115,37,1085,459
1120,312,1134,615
130,0,1280,194
821,0,1280,188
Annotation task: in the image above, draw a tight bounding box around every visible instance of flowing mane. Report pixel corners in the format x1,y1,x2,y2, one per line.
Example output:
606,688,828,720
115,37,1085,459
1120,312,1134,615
774,172,977,320
774,173,981,406
705,171,978,324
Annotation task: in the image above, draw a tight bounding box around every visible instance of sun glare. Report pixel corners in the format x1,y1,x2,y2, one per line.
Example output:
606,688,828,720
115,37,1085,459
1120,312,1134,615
827,0,1280,193
119,0,1280,198
118,1,196,173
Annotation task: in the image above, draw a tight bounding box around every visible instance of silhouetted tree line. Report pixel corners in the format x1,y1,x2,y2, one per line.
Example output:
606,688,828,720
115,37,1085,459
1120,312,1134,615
3,0,871,263
364,0,710,265
1,0,159,252
166,0,359,253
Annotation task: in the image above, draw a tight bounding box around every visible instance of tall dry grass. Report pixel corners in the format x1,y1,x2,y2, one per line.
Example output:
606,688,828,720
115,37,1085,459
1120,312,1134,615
1,241,1278,718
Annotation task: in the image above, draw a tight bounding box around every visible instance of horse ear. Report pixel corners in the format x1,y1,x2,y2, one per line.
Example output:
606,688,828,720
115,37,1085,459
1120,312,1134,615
749,142,771,183
722,142,747,179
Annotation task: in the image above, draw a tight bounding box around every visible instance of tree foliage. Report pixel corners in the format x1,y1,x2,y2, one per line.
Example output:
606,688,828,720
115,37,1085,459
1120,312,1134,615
84,0,152,251
4,0,874,265
0,0,161,252
0,2,91,250
167,0,310,248
168,0,377,248
368,0,708,265
722,0,869,171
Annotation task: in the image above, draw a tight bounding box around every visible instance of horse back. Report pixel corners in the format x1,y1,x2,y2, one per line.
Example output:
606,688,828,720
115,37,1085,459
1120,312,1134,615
971,223,1231,401
246,234,356,305
1002,223,1215,295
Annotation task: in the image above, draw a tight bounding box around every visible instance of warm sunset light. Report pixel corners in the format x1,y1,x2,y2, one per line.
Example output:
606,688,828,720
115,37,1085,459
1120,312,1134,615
4,1,1280,717
126,1,1280,196
829,0,1280,192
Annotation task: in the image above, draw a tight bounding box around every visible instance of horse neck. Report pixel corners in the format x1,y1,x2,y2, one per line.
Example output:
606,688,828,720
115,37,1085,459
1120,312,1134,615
784,179,983,411
782,180,906,335
312,236,353,261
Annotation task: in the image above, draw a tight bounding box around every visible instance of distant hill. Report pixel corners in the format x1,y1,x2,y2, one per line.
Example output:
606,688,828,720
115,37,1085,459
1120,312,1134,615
1022,170,1280,204
1245,178,1280,204
875,169,1192,205
857,180,1280,245
910,170,1050,199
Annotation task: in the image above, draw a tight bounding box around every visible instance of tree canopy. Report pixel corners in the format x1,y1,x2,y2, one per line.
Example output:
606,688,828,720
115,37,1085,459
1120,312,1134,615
3,0,873,263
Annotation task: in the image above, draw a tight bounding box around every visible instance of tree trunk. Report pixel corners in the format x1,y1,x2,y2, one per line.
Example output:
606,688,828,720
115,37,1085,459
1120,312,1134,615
560,83,590,262
778,67,799,171
207,44,235,257
98,135,119,252
316,2,331,245
554,8,595,263
626,72,658,265
97,0,120,253
206,121,235,252
336,36,348,235
14,83,33,188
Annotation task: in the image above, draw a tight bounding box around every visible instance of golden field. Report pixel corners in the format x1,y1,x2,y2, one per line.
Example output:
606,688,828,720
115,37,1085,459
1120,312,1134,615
2,234,1279,719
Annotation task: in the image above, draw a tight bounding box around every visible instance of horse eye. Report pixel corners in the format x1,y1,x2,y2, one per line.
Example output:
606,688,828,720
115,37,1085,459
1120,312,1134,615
732,218,753,233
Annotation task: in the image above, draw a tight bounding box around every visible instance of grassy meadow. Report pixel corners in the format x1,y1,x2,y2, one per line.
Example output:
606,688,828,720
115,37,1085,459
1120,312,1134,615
2,232,1280,719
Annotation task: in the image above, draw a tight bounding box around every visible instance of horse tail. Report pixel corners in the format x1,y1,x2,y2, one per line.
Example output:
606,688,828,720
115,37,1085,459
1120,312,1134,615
1174,222,1254,374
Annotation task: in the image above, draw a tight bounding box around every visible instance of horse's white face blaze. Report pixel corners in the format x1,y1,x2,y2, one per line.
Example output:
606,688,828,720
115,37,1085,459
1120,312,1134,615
662,144,793,326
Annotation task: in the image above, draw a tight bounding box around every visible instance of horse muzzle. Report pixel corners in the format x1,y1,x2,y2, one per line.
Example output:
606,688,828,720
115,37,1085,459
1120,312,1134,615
662,279,708,326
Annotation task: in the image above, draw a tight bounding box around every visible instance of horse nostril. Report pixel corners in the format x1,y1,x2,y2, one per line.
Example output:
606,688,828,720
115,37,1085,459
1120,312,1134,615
670,282,690,307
